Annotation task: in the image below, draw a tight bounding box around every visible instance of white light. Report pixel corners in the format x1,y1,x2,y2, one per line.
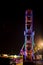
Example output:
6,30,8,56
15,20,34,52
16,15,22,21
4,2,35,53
2,54,8,58
14,55,17,58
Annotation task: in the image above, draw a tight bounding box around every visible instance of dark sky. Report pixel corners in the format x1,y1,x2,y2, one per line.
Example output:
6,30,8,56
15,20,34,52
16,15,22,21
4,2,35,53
0,1,43,55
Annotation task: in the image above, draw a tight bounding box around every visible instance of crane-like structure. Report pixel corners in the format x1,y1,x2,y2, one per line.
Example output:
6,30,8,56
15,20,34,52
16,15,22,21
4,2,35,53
20,9,35,62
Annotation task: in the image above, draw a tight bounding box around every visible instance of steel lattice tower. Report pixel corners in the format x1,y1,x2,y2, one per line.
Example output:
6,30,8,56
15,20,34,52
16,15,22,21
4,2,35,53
20,9,35,62
24,9,33,61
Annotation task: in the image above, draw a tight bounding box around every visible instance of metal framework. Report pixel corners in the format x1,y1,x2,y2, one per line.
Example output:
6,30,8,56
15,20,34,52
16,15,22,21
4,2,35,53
20,9,35,61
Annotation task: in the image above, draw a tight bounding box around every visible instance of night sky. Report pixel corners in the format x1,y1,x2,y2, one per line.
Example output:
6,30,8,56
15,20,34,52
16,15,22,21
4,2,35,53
0,1,43,55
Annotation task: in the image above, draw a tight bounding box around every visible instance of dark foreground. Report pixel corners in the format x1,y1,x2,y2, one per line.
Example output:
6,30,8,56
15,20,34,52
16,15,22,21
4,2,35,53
23,61,35,65
0,57,10,65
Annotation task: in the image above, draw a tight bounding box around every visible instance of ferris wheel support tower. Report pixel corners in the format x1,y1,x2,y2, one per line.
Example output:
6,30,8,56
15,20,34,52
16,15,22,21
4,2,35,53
24,9,35,61
20,9,35,62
